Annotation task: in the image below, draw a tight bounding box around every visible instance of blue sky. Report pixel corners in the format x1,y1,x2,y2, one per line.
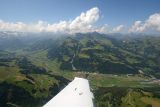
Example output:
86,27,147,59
0,0,160,33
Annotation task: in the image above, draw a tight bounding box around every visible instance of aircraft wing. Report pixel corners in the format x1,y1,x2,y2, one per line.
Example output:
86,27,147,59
43,77,94,107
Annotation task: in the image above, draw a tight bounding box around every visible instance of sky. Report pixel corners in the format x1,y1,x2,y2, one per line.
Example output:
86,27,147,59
0,0,160,34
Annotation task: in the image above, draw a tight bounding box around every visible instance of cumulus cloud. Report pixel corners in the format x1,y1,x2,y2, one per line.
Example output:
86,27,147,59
129,13,160,33
0,7,108,34
112,25,124,33
1,8,160,34
0,20,26,32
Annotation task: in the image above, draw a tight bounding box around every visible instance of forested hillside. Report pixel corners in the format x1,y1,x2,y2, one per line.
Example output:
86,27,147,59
47,33,160,77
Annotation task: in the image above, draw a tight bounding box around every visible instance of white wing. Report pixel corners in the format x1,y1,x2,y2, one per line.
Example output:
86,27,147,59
43,77,94,107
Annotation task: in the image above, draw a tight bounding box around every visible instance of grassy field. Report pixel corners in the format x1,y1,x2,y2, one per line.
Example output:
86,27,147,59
27,50,61,72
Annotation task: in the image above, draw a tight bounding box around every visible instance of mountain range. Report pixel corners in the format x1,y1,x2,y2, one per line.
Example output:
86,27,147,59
0,31,160,107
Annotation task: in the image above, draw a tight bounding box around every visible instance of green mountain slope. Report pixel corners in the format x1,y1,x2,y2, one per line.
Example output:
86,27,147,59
47,33,160,76
0,33,160,107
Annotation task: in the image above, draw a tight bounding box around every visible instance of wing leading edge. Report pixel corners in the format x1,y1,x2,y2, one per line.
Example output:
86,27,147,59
43,77,94,107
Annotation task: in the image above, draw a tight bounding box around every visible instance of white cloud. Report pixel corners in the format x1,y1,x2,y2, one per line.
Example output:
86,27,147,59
129,13,160,33
112,25,124,33
0,7,108,34
69,7,99,30
1,8,160,34
129,21,144,32
0,20,26,32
